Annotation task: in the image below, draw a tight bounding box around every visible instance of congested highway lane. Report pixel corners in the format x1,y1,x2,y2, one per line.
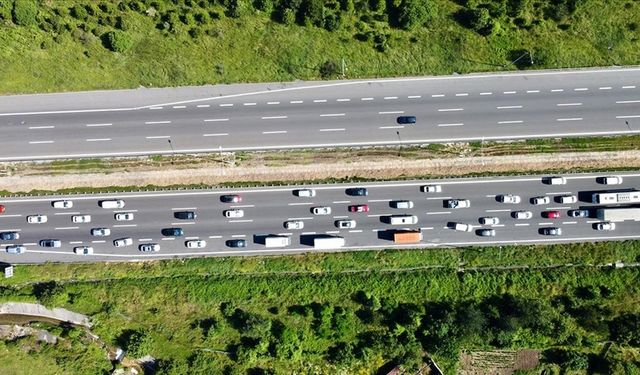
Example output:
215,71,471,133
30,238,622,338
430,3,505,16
1,67,640,160
0,172,639,263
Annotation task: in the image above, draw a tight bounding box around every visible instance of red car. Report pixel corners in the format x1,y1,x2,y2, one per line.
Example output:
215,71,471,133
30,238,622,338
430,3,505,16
544,210,561,219
0,205,4,214
348,204,369,213
221,195,242,203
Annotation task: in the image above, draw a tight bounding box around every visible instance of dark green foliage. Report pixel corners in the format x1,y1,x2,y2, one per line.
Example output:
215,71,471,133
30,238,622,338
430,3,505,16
609,314,640,346
298,0,324,26
12,0,37,26
0,0,13,21
327,341,356,365
117,329,153,358
272,325,302,360
323,12,341,31
396,0,433,29
102,30,133,52
253,0,272,12
468,6,494,35
319,59,341,78
542,349,589,370
70,4,88,20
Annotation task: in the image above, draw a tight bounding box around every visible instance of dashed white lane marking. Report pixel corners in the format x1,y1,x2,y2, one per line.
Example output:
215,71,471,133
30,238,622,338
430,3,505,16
55,226,78,230
287,217,313,220
361,97,374,101
261,116,287,120
203,133,229,137
616,115,640,119
526,90,540,93
497,105,523,109
196,104,210,108
379,125,404,129
337,98,351,102
557,117,583,121
623,85,636,89
204,118,229,122
599,87,612,90
438,123,464,127
333,215,349,219
550,89,564,92
243,102,257,106
231,204,254,208
426,211,451,215
498,120,523,124
113,224,137,228
486,209,510,212
149,107,162,110
0,214,22,218
29,140,54,144
574,88,588,91
379,111,404,114
426,197,451,200
231,234,246,238
557,103,583,106
546,206,570,210
314,99,327,103
29,126,55,129
455,93,469,96
368,199,390,202
479,92,492,95
438,108,464,112
421,227,434,230
92,240,106,243
220,103,233,107
290,100,303,104
431,94,445,97
514,223,530,226
69,241,82,244
485,194,496,197
185,236,199,240
408,95,421,99
86,123,112,127
384,96,398,100
320,113,345,117
145,120,171,124
586,220,599,223
503,91,516,94
366,214,383,217
171,207,197,210
349,230,363,233
319,128,345,132
326,231,340,234
538,222,553,225
161,238,175,241
266,101,279,105
616,100,640,104
333,200,350,204
86,138,111,142
138,238,152,241
172,105,186,109
208,235,222,239
545,192,571,195
563,221,577,225
54,212,79,215
171,222,194,226
302,232,317,235
262,130,287,134
230,220,253,223
146,136,170,139
288,202,314,206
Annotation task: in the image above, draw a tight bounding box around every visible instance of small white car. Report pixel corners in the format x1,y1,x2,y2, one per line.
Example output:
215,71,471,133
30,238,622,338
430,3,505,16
595,222,616,231
139,243,160,252
72,215,91,223
312,206,332,215
542,227,562,236
479,217,499,225
186,240,206,249
100,199,125,209
447,199,470,209
336,220,356,229
91,228,111,237
392,200,414,209
556,195,577,204
544,176,567,185
224,209,244,218
73,246,94,255
478,229,496,237
284,220,304,230
295,189,316,197
531,196,550,205
512,210,533,219
113,237,133,247
498,194,521,204
114,212,134,221
421,185,442,193
6,245,26,254
599,176,623,185
451,222,473,232
52,200,73,209
26,214,47,224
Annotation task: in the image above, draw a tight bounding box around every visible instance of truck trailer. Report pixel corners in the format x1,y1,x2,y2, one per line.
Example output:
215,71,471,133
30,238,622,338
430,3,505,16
596,208,640,222
312,236,345,249
393,230,422,243
264,235,291,248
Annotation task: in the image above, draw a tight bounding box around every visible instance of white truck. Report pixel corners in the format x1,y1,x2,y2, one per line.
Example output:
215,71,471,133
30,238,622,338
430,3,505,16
264,235,291,248
312,236,345,249
596,208,640,222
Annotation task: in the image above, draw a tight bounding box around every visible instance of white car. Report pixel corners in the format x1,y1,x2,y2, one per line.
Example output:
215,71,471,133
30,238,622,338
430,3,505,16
595,222,616,231
114,212,134,221
73,246,94,255
451,222,473,232
312,206,332,215
185,240,206,249
498,194,521,204
512,211,533,219
139,243,160,252
284,220,304,230
91,228,111,236
599,176,623,185
542,227,562,236
26,214,47,224
52,200,73,209
336,220,356,229
544,176,567,185
392,200,414,209
421,185,442,193
6,245,26,254
100,199,125,209
478,229,496,237
531,196,550,205
113,237,133,247
295,189,316,197
556,195,577,204
447,199,470,209
224,209,244,218
72,215,91,223
479,217,499,225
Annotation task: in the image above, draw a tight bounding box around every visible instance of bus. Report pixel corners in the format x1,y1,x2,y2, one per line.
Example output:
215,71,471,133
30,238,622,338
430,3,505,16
591,191,640,204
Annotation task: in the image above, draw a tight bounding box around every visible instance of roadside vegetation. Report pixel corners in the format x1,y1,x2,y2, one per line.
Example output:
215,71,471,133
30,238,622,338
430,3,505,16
0,0,638,93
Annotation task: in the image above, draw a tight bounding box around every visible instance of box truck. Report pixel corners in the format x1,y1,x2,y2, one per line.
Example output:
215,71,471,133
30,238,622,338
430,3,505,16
313,236,345,249
393,230,422,243
264,235,291,248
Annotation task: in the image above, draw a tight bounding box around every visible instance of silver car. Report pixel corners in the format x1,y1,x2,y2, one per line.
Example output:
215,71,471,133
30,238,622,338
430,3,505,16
139,243,160,252
91,228,111,237
185,240,206,249
312,206,332,215
478,229,496,237
512,211,533,219
284,220,304,230
336,220,356,229
27,214,48,224
479,217,499,225
73,246,94,255
114,212,134,221
72,215,91,223
447,199,470,209
114,238,133,247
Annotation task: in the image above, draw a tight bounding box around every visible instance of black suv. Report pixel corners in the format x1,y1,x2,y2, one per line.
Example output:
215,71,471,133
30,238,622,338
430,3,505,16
0,232,19,240
161,228,184,237
174,211,197,220
226,239,247,248
396,116,416,124
346,187,368,196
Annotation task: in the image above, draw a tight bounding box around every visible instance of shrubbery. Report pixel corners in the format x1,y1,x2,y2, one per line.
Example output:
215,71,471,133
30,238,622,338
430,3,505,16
102,30,133,52
12,0,38,26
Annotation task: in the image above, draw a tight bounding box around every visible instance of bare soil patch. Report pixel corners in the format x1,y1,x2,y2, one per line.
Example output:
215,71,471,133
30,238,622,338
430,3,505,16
459,349,540,374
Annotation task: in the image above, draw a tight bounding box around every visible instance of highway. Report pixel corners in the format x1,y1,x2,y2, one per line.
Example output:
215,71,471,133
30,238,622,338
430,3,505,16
1,67,640,161
0,172,639,263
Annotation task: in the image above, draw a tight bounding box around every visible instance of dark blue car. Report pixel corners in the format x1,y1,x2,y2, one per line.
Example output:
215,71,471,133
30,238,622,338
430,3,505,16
397,116,416,124
161,228,184,237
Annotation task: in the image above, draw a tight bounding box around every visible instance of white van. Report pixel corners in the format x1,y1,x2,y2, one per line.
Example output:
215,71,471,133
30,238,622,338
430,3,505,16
265,235,291,248
600,176,623,185
389,215,418,225
557,195,577,204
100,199,125,209
544,176,567,185
392,200,414,209
295,189,316,197
452,222,473,232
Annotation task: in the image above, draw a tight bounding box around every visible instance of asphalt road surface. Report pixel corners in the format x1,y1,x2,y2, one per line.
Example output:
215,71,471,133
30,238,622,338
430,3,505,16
0,172,639,263
1,67,640,161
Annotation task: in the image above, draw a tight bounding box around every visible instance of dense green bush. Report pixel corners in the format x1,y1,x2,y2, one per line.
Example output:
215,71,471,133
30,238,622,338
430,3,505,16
396,0,433,29
12,0,37,26
102,30,133,52
0,0,12,21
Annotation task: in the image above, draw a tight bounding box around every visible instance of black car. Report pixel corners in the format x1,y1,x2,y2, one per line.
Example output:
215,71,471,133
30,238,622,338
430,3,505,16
161,228,184,237
568,209,589,218
39,239,61,248
0,232,19,240
174,211,197,220
226,239,247,248
396,116,416,124
346,187,368,196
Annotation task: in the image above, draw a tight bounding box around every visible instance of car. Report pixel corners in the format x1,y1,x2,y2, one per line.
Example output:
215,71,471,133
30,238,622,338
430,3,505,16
224,209,244,218
478,229,496,237
598,176,623,185
113,237,133,247
312,206,332,215
479,217,499,225
73,246,94,255
544,210,561,219
52,200,73,209
568,209,589,218
99,199,125,209
284,220,304,230
39,239,61,248
0,205,5,214
556,195,577,204
512,210,533,219
498,194,521,204
174,211,197,220
221,194,242,203
139,243,160,252
346,187,368,196
595,222,616,231
542,227,562,236
531,196,550,205
295,189,316,197
185,240,206,249
543,176,567,185
91,228,111,237
336,220,356,229
420,185,442,193
449,222,473,232
26,214,47,224
161,228,184,237
114,212,134,221
72,215,91,223
6,245,26,254
0,232,19,240
226,239,247,248
397,116,417,124
392,200,414,209
348,204,369,213
447,199,470,209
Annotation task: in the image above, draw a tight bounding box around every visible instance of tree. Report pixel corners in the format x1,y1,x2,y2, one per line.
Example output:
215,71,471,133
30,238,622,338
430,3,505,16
397,0,433,30
12,0,37,26
610,314,640,346
273,326,302,360
468,6,494,35
298,0,324,27
103,31,133,52
327,341,356,366
236,311,272,338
